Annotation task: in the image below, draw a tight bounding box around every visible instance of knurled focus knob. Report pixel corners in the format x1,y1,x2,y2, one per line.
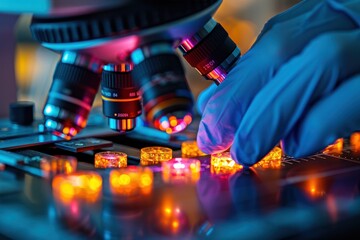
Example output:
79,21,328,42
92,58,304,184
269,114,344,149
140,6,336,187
9,101,34,126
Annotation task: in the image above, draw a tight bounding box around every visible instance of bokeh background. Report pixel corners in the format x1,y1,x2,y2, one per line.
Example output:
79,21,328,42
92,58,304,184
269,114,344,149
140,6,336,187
0,0,300,118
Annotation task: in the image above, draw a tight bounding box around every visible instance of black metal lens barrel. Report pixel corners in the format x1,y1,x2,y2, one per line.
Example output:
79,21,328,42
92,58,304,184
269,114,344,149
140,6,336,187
101,64,142,132
43,52,102,139
131,42,194,134
179,18,241,85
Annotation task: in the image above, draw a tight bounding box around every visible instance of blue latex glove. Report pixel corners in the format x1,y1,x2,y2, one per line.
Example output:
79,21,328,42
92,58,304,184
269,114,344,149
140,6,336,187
197,0,360,167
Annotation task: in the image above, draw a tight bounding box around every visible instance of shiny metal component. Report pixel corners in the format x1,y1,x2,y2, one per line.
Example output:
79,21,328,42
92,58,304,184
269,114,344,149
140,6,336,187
43,51,103,139
102,63,141,133
108,118,136,132
178,18,217,53
0,0,130,15
61,51,103,73
33,1,222,63
131,43,175,64
103,63,133,72
205,47,241,84
179,18,241,85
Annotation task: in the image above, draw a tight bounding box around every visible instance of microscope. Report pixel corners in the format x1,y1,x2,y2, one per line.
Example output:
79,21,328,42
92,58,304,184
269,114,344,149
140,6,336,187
3,0,241,139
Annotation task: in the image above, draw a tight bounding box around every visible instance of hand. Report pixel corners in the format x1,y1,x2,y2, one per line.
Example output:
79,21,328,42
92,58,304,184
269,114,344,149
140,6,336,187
197,0,360,167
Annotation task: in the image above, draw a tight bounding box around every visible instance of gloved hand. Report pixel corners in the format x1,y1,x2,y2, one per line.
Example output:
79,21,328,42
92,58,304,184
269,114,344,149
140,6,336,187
197,0,360,167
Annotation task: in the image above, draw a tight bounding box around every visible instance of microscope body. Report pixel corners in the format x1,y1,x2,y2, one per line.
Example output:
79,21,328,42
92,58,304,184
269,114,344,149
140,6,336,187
1,0,241,139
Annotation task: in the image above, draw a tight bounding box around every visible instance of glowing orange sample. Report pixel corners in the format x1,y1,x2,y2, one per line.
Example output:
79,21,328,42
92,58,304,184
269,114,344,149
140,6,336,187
94,151,127,168
323,138,343,155
162,158,201,184
0,163,4,171
253,146,282,169
110,166,153,196
52,171,102,202
40,155,77,178
140,146,172,165
350,132,360,154
181,141,206,158
210,152,243,175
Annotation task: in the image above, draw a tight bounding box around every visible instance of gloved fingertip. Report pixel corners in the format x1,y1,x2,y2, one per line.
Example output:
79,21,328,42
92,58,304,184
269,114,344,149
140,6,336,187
196,84,217,115
197,118,234,154
280,138,297,157
230,144,256,168
197,132,231,155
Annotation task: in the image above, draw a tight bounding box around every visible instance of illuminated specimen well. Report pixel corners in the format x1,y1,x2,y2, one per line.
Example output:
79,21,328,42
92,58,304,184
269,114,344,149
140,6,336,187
110,166,153,196
253,146,282,169
210,152,243,175
140,146,172,165
41,155,77,178
95,151,127,168
323,138,344,155
181,141,206,158
350,132,360,154
162,158,201,183
52,171,102,202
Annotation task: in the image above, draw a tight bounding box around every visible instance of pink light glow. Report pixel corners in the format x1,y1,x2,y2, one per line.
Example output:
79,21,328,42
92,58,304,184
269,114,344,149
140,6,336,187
161,121,170,129
173,162,185,169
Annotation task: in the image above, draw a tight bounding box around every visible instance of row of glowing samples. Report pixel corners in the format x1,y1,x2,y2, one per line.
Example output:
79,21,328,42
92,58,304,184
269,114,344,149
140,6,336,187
51,143,285,202
53,159,203,203
94,143,283,174
52,166,154,202
48,133,360,203
94,141,205,168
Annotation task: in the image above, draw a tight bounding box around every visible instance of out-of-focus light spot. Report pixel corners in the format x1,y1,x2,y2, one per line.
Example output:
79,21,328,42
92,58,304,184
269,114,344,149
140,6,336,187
183,115,192,125
172,221,179,229
323,138,343,155
162,158,201,184
155,114,192,134
210,152,243,175
253,146,282,169
52,171,102,203
140,146,172,166
0,163,5,171
40,155,77,179
69,128,78,137
169,116,178,127
153,205,189,235
165,208,172,214
181,141,207,158
110,166,153,197
62,127,70,135
94,151,127,168
305,178,326,199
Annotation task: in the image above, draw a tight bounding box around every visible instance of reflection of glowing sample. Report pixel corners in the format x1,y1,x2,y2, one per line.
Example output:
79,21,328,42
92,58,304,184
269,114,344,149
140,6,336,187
156,114,192,134
323,138,343,155
94,151,127,168
253,146,282,169
350,132,360,154
52,171,102,202
306,178,326,199
181,141,206,158
210,152,243,175
162,158,201,183
140,146,172,165
110,166,153,196
157,206,187,235
40,155,77,178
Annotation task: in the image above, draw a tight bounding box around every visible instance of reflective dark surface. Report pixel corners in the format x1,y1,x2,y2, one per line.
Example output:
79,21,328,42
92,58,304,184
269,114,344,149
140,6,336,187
1,116,360,240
